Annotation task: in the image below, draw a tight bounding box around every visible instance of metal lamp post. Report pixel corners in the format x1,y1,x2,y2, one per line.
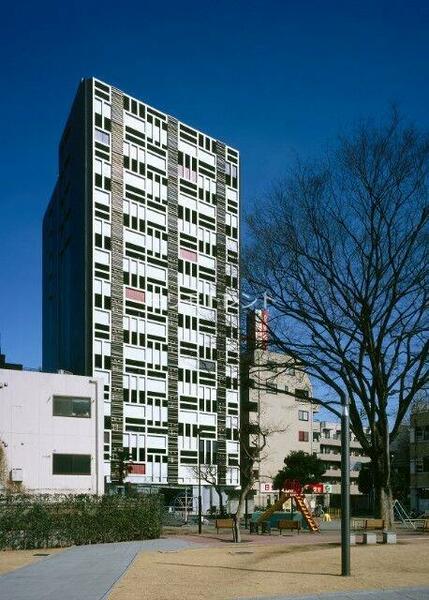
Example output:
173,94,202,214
340,396,351,576
197,426,202,534
242,291,352,575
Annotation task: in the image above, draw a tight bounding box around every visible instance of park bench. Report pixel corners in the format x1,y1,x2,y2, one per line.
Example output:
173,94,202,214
352,518,390,544
278,519,301,535
352,518,386,532
215,518,236,541
363,518,385,531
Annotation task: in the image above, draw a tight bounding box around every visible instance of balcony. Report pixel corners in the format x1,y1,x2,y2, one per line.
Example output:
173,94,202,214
323,468,342,477
323,482,362,496
317,452,341,462
319,436,362,449
318,452,370,464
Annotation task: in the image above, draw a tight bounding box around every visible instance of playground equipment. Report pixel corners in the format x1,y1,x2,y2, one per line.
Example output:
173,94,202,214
393,499,417,529
256,480,320,533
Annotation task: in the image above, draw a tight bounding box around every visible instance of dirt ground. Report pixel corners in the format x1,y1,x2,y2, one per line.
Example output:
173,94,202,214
109,539,429,600
0,548,64,575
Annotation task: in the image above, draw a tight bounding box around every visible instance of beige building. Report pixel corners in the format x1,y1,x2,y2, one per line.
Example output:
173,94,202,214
241,309,369,509
241,348,316,507
410,401,429,513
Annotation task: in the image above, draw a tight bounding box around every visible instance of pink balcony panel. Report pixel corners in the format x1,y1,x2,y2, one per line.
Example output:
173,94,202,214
125,288,145,303
128,464,146,475
180,248,197,262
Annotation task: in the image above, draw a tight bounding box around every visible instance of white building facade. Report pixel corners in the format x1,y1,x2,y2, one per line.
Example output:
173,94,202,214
0,369,103,495
43,78,240,506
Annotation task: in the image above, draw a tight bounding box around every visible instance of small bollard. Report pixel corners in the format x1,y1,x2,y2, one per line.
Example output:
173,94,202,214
382,531,397,544
363,532,377,544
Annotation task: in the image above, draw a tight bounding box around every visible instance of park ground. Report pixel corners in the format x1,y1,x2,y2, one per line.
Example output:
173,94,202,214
109,535,429,600
1,528,429,600
0,547,63,575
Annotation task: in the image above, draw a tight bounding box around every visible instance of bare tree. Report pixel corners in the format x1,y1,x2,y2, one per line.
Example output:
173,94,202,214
233,421,270,543
190,464,227,515
245,110,429,527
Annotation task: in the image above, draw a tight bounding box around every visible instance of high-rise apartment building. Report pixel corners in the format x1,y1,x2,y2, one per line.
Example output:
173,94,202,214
43,78,240,502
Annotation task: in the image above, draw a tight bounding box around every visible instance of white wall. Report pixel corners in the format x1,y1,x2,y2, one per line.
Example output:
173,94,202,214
0,369,103,495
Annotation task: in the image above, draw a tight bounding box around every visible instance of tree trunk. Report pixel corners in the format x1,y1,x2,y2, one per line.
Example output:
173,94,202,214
377,485,394,528
215,486,225,516
372,453,394,529
233,483,251,543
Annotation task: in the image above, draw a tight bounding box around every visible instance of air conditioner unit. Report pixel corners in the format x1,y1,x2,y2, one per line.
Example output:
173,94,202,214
11,468,23,482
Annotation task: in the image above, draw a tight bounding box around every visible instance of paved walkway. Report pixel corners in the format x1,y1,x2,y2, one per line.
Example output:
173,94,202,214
240,588,429,599
0,538,195,600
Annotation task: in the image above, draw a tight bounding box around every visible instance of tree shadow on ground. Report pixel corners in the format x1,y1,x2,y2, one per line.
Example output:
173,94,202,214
157,562,341,577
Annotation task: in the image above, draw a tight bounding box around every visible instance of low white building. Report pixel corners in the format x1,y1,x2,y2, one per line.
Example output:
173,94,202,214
0,369,103,495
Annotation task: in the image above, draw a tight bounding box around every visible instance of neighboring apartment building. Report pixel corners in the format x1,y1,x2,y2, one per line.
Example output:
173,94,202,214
242,347,315,507
314,421,369,504
241,309,315,507
0,369,103,494
410,401,429,513
242,309,369,508
43,78,240,507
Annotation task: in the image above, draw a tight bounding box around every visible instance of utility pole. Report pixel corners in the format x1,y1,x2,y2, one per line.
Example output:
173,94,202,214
340,395,351,576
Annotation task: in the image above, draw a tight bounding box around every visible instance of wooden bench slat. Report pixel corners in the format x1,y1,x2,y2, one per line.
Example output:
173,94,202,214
215,519,234,528
364,519,385,530
278,519,300,534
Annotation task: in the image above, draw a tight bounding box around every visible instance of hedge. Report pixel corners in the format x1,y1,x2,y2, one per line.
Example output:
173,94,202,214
0,493,162,549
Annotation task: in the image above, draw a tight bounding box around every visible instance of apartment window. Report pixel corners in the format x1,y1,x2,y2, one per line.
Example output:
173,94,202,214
95,128,110,146
298,410,309,421
267,382,277,394
416,426,429,441
52,454,91,475
53,396,91,418
416,458,424,473
298,431,309,442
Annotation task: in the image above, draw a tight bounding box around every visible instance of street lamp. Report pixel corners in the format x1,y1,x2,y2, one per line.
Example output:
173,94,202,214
242,291,352,575
197,426,202,534
340,396,351,576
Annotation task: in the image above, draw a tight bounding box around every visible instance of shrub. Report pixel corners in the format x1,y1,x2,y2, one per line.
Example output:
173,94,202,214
0,493,162,549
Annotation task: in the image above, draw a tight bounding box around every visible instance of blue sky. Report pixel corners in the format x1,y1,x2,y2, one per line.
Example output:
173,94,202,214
1,0,429,368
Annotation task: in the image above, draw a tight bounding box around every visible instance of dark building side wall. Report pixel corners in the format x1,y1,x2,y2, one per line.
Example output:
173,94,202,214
43,80,92,375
